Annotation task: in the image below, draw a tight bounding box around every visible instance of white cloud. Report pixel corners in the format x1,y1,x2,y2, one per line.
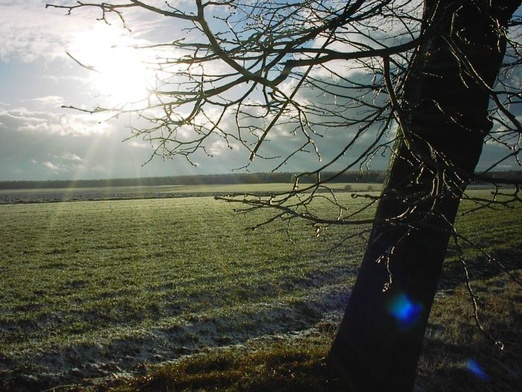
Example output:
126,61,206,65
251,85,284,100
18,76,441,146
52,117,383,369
128,141,149,149
207,139,240,157
0,0,518,181
38,151,86,174
42,161,63,173
0,2,70,62
30,96,65,108
0,108,111,136
53,152,84,162
0,1,179,65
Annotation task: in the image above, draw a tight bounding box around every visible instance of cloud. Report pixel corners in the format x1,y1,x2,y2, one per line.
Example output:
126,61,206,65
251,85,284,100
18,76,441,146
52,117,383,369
39,152,85,174
0,105,200,181
0,1,71,62
0,1,177,65
0,1,518,182
207,139,240,157
42,161,63,173
128,141,150,149
53,152,84,162
29,96,65,108
0,107,111,136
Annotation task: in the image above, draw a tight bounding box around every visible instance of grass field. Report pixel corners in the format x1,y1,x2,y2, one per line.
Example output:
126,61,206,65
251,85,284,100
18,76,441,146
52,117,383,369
0,186,520,391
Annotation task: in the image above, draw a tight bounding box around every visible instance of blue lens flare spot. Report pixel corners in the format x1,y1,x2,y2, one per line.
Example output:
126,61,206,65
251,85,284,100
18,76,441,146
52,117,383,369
387,293,423,330
466,360,490,382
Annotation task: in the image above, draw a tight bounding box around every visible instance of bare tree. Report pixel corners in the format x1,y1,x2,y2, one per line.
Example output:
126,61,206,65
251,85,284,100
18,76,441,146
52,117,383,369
48,0,521,390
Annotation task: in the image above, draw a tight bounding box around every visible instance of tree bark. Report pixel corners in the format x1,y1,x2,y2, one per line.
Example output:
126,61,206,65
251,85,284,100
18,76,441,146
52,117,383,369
327,1,519,390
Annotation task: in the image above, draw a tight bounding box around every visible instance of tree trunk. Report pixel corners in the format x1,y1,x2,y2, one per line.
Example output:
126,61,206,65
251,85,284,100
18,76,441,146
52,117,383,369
327,1,519,390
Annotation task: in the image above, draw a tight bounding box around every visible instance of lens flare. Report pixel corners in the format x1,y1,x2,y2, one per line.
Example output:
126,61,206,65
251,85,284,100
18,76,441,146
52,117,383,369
387,293,423,330
466,359,490,381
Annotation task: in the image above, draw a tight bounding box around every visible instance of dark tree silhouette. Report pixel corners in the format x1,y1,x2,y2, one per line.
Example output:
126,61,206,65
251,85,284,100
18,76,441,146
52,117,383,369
48,1,521,390
327,2,521,390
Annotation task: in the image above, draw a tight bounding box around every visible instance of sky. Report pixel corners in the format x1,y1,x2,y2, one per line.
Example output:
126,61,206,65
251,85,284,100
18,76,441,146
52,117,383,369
0,1,520,182
0,0,211,181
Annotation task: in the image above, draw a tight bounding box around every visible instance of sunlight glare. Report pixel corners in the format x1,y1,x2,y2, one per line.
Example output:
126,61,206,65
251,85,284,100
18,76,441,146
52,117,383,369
70,25,155,107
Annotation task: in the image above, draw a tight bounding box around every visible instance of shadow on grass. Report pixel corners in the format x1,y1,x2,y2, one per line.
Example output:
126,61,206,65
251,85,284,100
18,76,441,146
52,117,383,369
439,246,521,292
122,342,345,392
416,334,521,392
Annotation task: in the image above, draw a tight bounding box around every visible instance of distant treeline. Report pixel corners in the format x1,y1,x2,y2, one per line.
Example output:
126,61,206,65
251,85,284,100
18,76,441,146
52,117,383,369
473,170,522,184
0,171,387,190
1,170,520,190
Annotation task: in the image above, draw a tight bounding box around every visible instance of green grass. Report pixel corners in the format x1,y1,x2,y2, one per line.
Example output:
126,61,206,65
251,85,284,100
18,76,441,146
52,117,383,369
0,198,345,340
0,194,365,390
0,189,519,391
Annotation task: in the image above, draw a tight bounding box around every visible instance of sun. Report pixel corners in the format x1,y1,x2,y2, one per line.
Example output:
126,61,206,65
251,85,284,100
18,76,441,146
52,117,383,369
70,25,156,107
90,46,153,105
